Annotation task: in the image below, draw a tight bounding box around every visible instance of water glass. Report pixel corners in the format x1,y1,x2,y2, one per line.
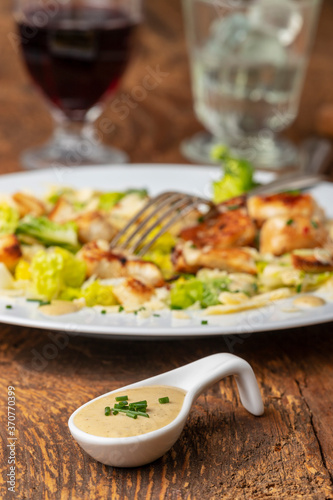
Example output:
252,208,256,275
182,0,322,169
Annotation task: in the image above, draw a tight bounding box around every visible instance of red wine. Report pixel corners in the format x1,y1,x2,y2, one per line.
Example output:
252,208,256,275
18,7,137,121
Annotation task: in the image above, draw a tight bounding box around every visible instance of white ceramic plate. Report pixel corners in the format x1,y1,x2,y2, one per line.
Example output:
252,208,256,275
0,164,333,339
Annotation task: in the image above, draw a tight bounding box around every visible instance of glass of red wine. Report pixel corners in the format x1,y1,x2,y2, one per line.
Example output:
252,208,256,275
14,0,142,169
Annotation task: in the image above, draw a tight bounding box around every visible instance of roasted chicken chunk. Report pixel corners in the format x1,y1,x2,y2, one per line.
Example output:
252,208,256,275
0,234,22,270
172,242,258,274
260,216,328,256
248,192,323,227
179,208,256,249
75,212,117,243
291,249,333,272
12,192,46,217
112,278,155,311
77,241,164,287
48,198,76,223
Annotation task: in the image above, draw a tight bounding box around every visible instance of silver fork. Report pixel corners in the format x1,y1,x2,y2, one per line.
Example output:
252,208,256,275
110,191,213,256
110,171,328,256
110,139,331,256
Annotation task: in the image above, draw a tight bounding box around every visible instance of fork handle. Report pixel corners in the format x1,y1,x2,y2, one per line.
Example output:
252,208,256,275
249,173,327,197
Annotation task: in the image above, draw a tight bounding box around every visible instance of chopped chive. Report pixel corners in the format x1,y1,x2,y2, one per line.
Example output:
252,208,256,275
158,397,169,404
129,403,147,408
296,284,302,293
126,411,137,419
153,314,160,317
135,411,149,418
190,243,197,249
104,406,111,416
101,310,107,315
115,395,128,402
111,407,149,418
197,216,204,223
311,220,319,229
134,311,138,315
112,407,138,417
227,204,240,211
6,305,12,309
131,400,147,406
26,299,50,306
114,403,129,410
286,219,294,226
112,408,131,415
118,305,124,312
201,320,208,325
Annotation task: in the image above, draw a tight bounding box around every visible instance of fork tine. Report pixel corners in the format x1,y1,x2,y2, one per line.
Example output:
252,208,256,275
110,191,178,248
110,190,212,255
112,192,186,250
137,199,201,256
127,195,196,254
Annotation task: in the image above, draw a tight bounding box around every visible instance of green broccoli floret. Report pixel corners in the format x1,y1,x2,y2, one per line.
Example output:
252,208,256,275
212,146,256,203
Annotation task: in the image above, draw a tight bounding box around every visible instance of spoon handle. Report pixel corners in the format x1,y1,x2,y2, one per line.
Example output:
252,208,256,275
174,353,264,416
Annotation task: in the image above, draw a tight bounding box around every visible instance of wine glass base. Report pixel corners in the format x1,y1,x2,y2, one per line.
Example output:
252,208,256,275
20,138,128,170
181,131,300,170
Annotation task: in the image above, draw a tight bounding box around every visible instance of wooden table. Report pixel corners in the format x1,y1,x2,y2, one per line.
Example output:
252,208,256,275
1,1,333,498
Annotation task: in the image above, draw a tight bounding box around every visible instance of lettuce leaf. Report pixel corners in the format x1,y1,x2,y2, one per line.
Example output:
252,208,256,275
30,248,86,300
0,204,19,235
16,216,79,252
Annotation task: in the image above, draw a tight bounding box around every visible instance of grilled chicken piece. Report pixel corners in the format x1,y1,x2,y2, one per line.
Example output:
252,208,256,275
12,192,46,217
217,196,247,212
112,278,154,311
77,241,164,287
248,192,323,227
0,235,22,270
48,198,76,223
108,193,148,230
179,209,256,249
172,242,258,274
260,216,328,256
75,212,117,243
292,249,333,272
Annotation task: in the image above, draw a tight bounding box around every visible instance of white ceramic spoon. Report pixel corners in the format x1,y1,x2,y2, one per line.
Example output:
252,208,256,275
68,353,264,467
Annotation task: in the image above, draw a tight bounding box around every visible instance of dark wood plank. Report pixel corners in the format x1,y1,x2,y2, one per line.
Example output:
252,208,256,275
1,324,333,498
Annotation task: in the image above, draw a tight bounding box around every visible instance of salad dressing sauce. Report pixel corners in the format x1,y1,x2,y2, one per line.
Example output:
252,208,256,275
293,296,326,308
74,385,186,438
39,300,82,316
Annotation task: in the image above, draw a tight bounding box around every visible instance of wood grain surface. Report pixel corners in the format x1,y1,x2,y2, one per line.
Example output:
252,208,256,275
1,0,333,499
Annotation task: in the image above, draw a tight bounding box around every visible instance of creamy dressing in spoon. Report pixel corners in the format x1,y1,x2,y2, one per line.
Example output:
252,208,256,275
74,385,186,438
